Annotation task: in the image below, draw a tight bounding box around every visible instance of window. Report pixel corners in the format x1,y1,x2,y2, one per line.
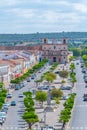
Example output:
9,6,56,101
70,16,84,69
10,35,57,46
54,46,56,49
44,39,47,43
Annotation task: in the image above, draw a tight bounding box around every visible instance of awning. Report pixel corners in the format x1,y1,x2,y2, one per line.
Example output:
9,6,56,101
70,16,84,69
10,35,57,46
15,73,21,78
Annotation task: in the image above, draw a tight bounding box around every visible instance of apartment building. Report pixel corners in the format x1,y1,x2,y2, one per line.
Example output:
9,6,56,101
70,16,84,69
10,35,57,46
41,38,68,64
0,64,10,87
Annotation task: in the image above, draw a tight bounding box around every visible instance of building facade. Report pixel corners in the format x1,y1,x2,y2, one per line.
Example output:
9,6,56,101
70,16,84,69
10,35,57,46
41,38,68,64
0,64,10,87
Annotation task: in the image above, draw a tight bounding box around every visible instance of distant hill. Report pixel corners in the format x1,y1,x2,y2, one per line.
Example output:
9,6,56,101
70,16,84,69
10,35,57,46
0,32,87,45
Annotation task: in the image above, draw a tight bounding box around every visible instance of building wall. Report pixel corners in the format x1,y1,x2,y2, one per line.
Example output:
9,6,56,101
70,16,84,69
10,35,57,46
0,65,10,88
42,38,68,64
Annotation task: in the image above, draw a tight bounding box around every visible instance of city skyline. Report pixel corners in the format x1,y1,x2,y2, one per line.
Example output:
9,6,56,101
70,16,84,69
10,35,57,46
0,0,87,33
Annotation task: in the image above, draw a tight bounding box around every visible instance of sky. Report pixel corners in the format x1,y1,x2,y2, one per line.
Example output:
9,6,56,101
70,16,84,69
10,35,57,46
0,0,87,33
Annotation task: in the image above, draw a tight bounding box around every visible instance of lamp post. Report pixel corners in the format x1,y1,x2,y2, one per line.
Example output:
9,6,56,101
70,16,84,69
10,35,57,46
44,110,46,126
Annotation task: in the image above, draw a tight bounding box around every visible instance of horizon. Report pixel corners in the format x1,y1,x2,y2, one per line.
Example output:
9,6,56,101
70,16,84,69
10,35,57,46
1,31,87,35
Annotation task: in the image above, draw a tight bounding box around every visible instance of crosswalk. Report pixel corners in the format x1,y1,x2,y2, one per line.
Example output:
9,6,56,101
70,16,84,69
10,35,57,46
68,127,87,130
0,126,27,130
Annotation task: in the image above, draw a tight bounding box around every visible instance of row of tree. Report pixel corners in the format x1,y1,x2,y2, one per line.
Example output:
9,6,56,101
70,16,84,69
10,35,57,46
0,82,7,109
69,63,77,87
59,93,76,128
11,59,48,84
23,92,39,129
82,55,87,68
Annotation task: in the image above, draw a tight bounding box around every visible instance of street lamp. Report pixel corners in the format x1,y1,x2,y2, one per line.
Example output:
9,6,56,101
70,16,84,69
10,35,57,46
44,110,46,126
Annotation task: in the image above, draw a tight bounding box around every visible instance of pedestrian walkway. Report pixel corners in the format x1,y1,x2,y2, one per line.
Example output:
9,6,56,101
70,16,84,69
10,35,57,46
33,100,64,129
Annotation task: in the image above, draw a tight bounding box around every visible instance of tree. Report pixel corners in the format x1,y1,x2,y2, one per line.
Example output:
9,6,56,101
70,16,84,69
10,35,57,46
70,63,75,73
69,56,74,62
35,91,47,106
44,72,56,83
59,70,68,79
71,76,77,87
23,91,39,129
23,111,39,129
82,55,87,61
51,88,63,99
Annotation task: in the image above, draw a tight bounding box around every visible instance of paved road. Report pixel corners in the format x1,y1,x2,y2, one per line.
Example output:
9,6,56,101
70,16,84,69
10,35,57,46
70,60,87,130
1,64,50,130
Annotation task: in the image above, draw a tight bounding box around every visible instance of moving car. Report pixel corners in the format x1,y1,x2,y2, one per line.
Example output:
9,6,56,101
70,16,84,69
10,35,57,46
11,101,16,106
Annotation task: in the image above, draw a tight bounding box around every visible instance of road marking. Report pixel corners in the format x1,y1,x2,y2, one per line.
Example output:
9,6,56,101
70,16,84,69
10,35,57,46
69,127,87,130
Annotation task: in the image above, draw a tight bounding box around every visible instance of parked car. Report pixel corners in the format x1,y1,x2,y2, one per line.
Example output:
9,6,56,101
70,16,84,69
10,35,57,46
11,101,16,106
83,94,87,101
76,62,79,65
55,71,59,74
20,83,25,88
82,68,86,73
85,84,87,88
61,95,69,100
31,75,35,79
81,64,84,68
38,86,49,90
6,93,12,98
3,103,9,110
26,77,31,82
18,94,24,98
15,85,20,90
83,73,87,79
60,85,72,90
84,77,87,83
41,126,54,130
1,108,8,114
0,112,6,121
0,117,4,125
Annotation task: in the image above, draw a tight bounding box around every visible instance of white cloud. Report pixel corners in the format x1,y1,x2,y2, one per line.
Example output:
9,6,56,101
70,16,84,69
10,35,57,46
74,3,87,13
6,8,36,18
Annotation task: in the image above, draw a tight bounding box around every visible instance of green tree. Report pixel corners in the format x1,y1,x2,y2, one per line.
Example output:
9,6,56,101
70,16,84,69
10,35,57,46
44,72,56,83
69,56,74,62
82,55,87,61
23,111,39,129
35,91,47,106
59,70,68,79
70,63,75,73
51,88,63,99
71,76,77,87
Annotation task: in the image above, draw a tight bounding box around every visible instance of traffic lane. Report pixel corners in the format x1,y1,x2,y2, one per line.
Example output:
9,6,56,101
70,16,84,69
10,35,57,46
70,60,87,128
